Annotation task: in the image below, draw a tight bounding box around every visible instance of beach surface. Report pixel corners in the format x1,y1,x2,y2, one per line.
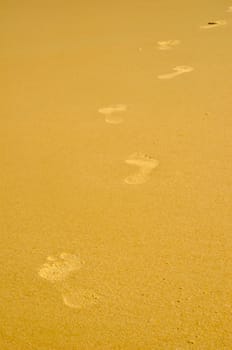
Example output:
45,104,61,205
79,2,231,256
1,1,232,349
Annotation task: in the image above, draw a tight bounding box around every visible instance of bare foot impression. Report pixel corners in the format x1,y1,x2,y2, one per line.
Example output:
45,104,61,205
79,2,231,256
62,286,100,309
124,153,159,185
38,253,83,282
157,65,194,80
200,20,227,29
98,104,127,124
38,253,100,310
157,40,180,50
227,6,232,13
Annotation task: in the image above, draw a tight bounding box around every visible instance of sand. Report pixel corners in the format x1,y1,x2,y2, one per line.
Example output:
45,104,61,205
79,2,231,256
1,1,232,349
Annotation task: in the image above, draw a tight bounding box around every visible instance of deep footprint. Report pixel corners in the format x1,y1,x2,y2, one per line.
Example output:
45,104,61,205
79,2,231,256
38,253,83,282
158,65,194,80
200,20,227,29
98,104,127,124
124,153,159,185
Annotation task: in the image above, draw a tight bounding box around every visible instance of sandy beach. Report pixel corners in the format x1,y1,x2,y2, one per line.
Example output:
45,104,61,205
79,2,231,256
1,1,232,349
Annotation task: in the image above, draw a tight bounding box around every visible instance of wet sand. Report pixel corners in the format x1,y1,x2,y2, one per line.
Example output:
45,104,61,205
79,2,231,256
1,1,232,349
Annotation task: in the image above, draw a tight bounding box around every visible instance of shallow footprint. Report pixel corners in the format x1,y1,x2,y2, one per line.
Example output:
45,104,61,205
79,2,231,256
104,115,124,125
200,20,227,29
62,287,100,309
124,153,159,185
38,253,100,310
98,104,127,124
227,6,232,13
158,65,194,80
157,39,180,50
38,253,83,282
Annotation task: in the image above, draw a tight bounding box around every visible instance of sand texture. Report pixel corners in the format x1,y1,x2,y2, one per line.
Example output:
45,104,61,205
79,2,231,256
1,0,232,349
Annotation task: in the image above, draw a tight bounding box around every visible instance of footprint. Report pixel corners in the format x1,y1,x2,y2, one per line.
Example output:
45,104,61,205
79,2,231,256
157,40,180,50
38,253,100,310
98,104,127,124
62,286,100,309
157,65,194,80
200,20,227,29
124,153,159,185
38,253,83,282
227,6,232,13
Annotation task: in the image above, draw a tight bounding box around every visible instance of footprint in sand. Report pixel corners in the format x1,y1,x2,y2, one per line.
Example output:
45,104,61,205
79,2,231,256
157,65,194,80
98,104,127,124
62,286,100,309
38,252,83,282
157,40,180,50
200,20,227,29
124,153,159,185
227,6,232,13
38,253,100,309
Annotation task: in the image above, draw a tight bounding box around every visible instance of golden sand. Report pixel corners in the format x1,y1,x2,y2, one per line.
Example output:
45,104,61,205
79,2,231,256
1,1,232,349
